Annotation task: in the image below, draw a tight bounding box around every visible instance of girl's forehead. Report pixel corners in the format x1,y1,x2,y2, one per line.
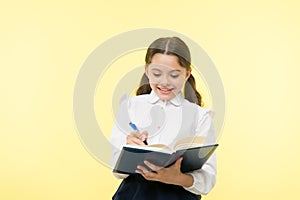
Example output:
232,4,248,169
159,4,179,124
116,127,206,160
149,53,183,70
148,64,183,72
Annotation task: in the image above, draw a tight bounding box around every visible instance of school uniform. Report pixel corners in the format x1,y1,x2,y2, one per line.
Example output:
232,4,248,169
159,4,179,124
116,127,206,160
112,174,201,200
110,91,217,199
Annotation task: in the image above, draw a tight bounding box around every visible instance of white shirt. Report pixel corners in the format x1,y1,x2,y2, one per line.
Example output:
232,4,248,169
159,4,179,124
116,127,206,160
110,91,217,195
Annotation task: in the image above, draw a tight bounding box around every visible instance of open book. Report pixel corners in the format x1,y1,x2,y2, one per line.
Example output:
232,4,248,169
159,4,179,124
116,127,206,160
113,136,218,174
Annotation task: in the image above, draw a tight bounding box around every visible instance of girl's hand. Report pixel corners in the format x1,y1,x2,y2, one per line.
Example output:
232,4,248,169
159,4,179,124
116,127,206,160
126,131,148,146
135,157,194,187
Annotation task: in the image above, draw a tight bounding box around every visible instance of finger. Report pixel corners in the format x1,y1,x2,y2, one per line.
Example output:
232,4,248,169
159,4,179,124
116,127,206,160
144,160,162,171
132,137,145,145
127,135,145,145
130,130,141,138
141,170,157,180
177,157,183,164
174,157,183,168
135,169,143,174
141,130,148,136
126,138,140,145
136,165,156,180
140,131,148,141
131,138,145,145
137,165,150,173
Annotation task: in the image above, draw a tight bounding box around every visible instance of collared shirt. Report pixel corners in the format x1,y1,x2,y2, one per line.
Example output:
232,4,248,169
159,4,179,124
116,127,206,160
110,91,217,195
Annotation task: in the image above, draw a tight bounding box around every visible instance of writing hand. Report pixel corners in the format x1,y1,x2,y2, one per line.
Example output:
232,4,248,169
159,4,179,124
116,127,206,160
126,130,148,146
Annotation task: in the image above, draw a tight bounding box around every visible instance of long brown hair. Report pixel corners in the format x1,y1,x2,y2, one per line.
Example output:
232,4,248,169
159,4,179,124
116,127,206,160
136,37,203,106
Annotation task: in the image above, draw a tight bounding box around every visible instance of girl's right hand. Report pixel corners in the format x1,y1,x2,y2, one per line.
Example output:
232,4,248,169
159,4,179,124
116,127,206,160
126,131,148,146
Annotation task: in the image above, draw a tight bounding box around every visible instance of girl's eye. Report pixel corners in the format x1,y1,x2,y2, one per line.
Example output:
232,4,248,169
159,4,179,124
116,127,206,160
170,74,179,78
153,73,161,77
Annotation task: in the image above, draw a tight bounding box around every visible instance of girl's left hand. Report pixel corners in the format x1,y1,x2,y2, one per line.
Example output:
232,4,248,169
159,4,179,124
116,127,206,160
135,157,191,186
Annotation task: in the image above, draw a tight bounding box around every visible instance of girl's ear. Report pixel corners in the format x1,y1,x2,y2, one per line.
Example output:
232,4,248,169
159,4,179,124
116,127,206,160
144,65,149,77
185,70,191,81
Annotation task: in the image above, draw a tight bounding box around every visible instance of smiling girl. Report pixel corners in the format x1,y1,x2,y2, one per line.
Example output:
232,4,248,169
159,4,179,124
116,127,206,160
110,37,216,200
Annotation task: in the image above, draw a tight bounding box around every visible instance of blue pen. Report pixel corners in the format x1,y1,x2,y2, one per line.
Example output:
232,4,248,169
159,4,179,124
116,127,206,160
129,122,148,145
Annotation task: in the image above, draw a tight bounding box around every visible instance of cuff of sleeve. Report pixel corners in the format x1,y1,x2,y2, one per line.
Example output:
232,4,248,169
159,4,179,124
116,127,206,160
183,173,197,191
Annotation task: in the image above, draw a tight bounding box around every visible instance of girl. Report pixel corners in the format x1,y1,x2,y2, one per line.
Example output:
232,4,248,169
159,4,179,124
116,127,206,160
110,37,216,200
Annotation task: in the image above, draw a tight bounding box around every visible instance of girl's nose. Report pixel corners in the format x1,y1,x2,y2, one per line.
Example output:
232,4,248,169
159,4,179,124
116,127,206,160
159,75,170,86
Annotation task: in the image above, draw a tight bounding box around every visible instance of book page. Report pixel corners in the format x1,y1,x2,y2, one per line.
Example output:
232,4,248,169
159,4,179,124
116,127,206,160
124,144,172,153
123,136,205,153
174,136,205,150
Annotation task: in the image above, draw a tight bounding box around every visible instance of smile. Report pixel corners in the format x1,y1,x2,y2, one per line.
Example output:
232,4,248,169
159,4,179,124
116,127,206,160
157,86,174,95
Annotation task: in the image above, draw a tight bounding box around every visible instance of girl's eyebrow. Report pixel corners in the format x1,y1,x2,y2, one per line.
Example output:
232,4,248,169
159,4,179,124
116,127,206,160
169,69,181,73
150,68,181,73
150,67,162,71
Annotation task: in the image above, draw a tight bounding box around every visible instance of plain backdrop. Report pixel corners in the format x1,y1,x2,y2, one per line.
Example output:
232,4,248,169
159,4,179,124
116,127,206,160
1,0,300,199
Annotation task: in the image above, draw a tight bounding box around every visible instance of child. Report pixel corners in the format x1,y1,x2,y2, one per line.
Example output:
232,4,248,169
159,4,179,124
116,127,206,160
110,37,216,200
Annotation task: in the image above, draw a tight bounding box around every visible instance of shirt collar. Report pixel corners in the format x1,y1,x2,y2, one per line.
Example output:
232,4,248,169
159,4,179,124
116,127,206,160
148,90,183,106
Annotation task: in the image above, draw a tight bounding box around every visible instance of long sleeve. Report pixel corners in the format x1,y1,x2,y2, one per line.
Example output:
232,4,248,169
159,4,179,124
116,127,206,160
109,92,218,194
183,109,217,195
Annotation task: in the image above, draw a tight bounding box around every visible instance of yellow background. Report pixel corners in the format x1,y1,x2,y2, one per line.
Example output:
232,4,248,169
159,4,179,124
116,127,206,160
1,0,300,199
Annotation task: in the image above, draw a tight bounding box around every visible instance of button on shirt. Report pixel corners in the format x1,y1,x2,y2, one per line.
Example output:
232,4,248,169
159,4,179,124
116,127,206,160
110,91,217,195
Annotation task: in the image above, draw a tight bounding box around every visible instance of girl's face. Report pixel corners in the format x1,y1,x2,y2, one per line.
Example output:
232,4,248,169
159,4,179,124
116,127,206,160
145,53,191,101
